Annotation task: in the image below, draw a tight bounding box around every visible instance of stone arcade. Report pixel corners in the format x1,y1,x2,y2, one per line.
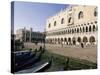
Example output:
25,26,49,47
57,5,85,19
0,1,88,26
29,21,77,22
46,5,97,46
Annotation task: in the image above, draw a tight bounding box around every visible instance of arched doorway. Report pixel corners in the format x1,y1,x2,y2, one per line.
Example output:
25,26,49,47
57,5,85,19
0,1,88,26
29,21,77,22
68,37,71,45
58,38,60,44
72,37,76,45
77,37,81,44
83,36,88,44
64,38,67,45
61,38,63,44
89,36,95,44
72,29,74,34
77,37,81,43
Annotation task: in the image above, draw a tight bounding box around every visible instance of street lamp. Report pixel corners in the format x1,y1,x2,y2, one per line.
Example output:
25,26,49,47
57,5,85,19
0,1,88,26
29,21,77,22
43,28,46,51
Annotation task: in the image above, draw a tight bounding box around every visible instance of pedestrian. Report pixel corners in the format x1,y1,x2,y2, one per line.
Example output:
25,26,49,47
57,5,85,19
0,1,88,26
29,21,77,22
39,46,42,51
81,43,84,48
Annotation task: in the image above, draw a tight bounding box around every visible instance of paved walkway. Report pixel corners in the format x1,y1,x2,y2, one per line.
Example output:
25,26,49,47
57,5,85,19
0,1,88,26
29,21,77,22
45,44,97,63
24,43,97,63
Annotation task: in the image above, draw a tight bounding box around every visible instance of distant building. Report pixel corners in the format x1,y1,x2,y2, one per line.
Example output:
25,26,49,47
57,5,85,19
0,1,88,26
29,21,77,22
16,28,45,43
46,5,97,45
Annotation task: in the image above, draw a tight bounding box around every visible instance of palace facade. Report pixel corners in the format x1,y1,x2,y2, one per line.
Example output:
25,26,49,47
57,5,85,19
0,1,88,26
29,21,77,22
46,5,97,45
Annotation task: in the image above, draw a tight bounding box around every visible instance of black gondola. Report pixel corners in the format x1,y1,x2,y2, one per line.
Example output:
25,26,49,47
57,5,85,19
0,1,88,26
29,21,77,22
15,51,42,72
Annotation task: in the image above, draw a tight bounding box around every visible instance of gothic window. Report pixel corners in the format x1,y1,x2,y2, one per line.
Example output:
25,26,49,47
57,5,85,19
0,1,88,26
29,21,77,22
83,37,88,43
86,26,88,32
61,18,64,24
70,29,71,33
89,26,91,32
93,25,96,31
77,37,81,43
78,11,83,19
72,29,74,34
89,36,95,43
94,8,97,17
77,28,79,33
68,17,72,23
80,27,82,32
54,21,56,26
48,23,51,28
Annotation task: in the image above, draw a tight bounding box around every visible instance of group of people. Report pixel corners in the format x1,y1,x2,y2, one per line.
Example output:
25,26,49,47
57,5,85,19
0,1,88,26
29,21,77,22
61,43,84,48
31,46,45,53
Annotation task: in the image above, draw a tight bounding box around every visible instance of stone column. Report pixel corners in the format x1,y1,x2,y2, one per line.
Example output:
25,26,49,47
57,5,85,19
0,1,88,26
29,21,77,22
30,28,32,42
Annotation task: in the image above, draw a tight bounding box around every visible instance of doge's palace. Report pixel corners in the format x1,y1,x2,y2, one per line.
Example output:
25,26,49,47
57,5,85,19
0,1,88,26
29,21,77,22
46,5,97,46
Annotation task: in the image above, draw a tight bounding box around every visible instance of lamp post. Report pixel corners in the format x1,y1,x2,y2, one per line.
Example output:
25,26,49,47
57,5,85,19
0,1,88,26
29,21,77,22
43,28,46,51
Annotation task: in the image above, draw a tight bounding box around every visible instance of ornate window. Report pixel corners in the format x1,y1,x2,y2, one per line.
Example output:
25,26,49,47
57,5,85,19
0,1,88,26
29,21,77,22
72,29,74,34
89,26,91,32
83,27,85,32
83,37,88,43
77,28,79,33
77,37,81,43
68,38,71,42
78,11,83,19
48,23,51,28
93,25,96,31
94,8,97,17
68,17,72,23
54,21,56,26
61,18,64,24
89,36,95,43
70,29,71,33
86,26,88,32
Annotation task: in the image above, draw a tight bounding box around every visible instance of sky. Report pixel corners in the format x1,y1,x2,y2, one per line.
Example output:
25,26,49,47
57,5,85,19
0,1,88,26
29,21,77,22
14,1,69,33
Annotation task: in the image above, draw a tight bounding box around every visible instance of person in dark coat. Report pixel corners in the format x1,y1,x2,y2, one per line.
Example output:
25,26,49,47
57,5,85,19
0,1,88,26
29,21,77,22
39,46,42,51
81,43,84,48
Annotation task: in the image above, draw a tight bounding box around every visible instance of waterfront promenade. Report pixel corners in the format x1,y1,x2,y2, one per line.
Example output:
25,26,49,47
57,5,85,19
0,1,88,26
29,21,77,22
24,43,97,63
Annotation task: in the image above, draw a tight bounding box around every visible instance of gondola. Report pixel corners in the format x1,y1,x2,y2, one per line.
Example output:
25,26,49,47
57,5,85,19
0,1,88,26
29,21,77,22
15,51,42,72
16,60,52,73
